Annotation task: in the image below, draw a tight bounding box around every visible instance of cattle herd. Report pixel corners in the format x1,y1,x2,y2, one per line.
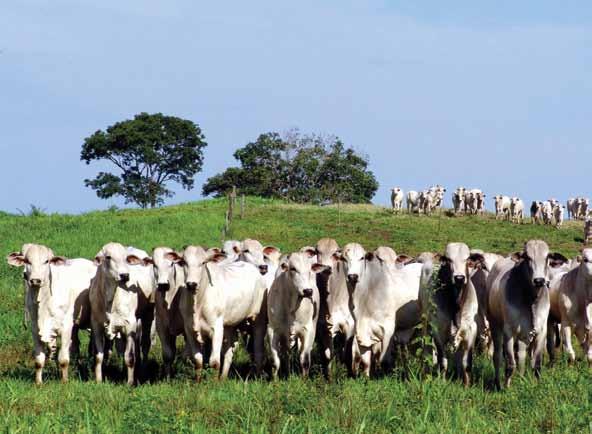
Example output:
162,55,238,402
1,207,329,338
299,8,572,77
6,233,592,390
391,186,591,229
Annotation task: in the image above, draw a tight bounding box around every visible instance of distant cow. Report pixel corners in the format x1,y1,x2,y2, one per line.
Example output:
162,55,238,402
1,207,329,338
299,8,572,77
390,188,404,213
530,201,543,224
510,197,524,224
7,244,96,384
406,191,420,214
553,205,565,229
585,218,592,245
487,240,567,389
452,187,466,215
494,195,511,221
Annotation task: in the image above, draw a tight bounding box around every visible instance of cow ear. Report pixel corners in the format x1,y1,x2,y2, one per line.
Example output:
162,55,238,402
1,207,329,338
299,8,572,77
332,252,343,262
396,254,414,265
93,255,104,266
576,255,583,264
311,263,331,274
50,256,67,266
548,252,568,268
143,257,154,266
6,252,25,267
365,252,376,262
232,245,241,254
126,255,142,265
165,252,183,263
263,246,279,256
207,253,226,263
510,252,523,263
208,248,222,255
439,255,450,265
281,262,289,272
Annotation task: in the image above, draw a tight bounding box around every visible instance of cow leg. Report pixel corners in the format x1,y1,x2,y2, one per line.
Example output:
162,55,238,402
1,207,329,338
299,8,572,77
546,319,557,364
268,328,280,381
516,339,527,375
141,310,154,364
209,318,224,378
358,345,372,378
124,332,136,386
58,323,74,384
562,323,576,363
299,330,314,379
162,333,176,379
33,349,46,386
504,334,516,388
318,326,333,381
351,338,361,377
252,312,267,376
491,325,503,390
220,328,238,380
91,322,105,383
531,333,546,379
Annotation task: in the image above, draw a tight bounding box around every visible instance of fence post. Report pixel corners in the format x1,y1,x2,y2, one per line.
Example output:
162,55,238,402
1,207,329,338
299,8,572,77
240,194,245,219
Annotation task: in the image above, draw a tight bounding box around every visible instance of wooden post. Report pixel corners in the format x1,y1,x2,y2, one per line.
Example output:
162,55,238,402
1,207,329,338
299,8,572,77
240,195,245,219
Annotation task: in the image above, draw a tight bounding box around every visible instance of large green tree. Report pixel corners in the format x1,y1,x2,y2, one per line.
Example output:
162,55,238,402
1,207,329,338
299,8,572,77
202,130,378,203
81,113,207,208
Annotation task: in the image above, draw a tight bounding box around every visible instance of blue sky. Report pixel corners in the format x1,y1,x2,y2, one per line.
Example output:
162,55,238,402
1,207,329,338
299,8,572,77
1,1,591,213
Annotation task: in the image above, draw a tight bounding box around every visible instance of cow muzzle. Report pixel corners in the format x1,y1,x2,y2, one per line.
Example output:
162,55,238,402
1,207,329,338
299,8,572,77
453,275,466,286
347,274,359,285
302,288,313,298
186,281,198,292
119,273,130,284
29,278,42,287
157,283,170,292
533,278,546,288
258,264,268,275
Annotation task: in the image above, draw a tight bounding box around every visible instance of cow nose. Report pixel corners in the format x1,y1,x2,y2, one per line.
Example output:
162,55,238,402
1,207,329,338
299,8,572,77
258,264,268,275
186,281,198,292
302,288,313,298
29,278,42,287
347,274,359,284
453,275,466,285
533,278,546,288
119,273,130,283
157,283,170,292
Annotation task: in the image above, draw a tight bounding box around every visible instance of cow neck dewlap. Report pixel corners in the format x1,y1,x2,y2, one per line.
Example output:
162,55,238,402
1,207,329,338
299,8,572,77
34,270,62,344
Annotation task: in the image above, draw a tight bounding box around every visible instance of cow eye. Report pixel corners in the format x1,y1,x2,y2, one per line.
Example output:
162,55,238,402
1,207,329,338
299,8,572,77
44,260,49,264
243,250,250,254
290,267,297,273
584,258,590,263
105,255,112,261
359,256,365,261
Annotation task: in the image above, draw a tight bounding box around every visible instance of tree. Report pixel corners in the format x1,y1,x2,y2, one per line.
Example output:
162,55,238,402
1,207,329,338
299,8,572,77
202,130,378,203
81,113,207,208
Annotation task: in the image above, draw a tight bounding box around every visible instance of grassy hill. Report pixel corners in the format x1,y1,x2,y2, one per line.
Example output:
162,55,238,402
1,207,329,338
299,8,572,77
0,198,590,433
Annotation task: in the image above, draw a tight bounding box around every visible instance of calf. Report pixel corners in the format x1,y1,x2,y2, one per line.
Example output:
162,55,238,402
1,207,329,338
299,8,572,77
487,240,567,389
89,242,154,385
390,188,404,213
170,246,267,380
7,244,96,384
267,252,328,379
420,243,485,385
494,195,511,221
548,249,592,364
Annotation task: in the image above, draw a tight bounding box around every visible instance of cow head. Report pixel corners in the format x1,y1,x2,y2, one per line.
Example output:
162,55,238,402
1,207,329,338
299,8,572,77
334,243,366,288
315,238,340,268
7,243,67,289
166,245,225,293
280,252,329,298
577,248,592,285
511,240,568,288
239,239,269,275
439,243,487,289
145,247,177,291
94,242,142,287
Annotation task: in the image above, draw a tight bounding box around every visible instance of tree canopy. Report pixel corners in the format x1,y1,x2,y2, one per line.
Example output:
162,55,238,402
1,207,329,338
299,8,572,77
81,113,207,208
202,130,378,203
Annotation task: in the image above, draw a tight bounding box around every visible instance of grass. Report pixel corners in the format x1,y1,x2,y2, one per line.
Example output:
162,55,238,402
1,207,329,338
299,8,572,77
0,197,590,433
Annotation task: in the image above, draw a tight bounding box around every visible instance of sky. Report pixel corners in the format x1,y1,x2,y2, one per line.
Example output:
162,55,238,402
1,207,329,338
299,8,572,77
1,0,591,214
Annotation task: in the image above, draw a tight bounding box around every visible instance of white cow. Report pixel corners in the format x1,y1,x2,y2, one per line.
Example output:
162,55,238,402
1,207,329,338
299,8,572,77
541,201,554,225
390,188,404,213
169,246,267,381
586,218,592,245
530,201,543,224
89,242,154,385
494,195,511,221
549,249,592,364
7,244,96,384
144,247,187,377
267,252,328,379
452,187,466,215
553,205,565,229
465,189,485,215
567,198,576,220
510,197,524,224
406,191,420,214
338,243,408,377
